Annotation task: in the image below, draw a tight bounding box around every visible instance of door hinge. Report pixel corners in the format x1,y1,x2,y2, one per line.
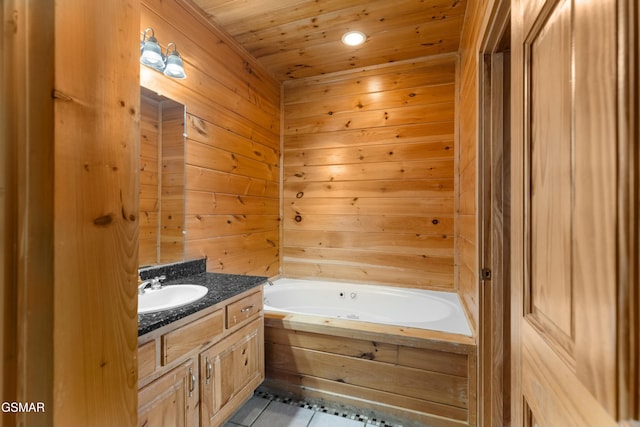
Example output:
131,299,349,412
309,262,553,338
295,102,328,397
481,268,492,281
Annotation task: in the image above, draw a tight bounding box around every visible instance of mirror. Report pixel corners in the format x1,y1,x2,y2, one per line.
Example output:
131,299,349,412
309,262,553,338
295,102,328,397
139,86,186,267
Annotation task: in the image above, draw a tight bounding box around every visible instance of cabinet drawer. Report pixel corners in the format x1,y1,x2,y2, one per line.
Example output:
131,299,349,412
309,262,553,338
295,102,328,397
162,309,224,365
226,291,262,329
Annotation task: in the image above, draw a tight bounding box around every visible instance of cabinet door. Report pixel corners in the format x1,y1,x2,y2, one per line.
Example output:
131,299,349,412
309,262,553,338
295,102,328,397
138,359,198,427
231,324,259,392
200,317,264,427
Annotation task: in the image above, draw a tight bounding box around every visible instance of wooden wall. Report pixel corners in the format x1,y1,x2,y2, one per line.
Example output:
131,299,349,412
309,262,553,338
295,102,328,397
456,0,497,333
2,1,55,425
53,0,140,424
141,0,281,276
282,55,456,290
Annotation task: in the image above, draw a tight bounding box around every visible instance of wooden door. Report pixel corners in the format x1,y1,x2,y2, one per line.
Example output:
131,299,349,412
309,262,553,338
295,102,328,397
511,0,636,425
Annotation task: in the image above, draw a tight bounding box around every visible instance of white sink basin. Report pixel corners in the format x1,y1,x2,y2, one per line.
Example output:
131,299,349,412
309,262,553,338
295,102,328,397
138,284,208,314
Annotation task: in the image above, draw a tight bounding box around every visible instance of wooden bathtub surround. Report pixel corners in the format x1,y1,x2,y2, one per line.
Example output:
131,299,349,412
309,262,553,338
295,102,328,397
138,287,265,427
264,312,477,427
282,55,457,291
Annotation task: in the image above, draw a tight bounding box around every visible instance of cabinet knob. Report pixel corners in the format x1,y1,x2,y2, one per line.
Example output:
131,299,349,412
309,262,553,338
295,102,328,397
240,304,255,313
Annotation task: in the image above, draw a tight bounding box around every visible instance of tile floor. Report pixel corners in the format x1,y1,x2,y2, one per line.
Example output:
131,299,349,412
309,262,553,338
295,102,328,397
223,390,406,427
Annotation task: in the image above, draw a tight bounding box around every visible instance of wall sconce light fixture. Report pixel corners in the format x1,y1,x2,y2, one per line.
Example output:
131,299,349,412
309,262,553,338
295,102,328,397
140,27,187,79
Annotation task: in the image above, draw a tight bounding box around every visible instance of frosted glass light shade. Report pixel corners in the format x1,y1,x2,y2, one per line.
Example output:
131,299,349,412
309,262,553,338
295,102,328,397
140,38,165,71
164,51,186,79
341,31,366,46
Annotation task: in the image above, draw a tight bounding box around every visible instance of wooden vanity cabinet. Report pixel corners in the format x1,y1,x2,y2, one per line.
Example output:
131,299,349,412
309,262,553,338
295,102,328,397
138,287,264,427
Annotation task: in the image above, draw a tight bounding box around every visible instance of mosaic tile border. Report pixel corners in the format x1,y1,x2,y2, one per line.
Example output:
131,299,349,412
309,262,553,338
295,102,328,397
255,389,404,427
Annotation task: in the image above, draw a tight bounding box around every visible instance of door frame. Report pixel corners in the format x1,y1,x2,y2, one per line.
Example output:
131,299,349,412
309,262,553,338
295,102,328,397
618,0,639,420
478,2,511,426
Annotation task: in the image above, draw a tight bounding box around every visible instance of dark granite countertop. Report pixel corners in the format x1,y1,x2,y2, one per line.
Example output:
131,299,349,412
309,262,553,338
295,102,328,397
138,272,266,337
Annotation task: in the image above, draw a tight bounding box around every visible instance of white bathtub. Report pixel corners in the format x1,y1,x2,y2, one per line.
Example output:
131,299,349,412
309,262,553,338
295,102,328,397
264,278,472,336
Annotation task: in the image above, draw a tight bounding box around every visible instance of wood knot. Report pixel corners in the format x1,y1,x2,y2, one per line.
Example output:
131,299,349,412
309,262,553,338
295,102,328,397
52,90,73,102
358,352,375,360
93,214,113,226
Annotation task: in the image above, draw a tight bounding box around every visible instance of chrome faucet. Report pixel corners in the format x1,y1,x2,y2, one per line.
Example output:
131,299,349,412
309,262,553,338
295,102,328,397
138,275,167,294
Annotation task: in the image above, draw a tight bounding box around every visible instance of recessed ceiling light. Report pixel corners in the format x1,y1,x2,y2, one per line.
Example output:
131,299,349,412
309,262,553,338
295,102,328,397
341,31,366,47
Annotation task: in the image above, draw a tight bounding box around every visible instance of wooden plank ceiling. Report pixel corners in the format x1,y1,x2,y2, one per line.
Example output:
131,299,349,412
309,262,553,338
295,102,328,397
190,0,468,80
